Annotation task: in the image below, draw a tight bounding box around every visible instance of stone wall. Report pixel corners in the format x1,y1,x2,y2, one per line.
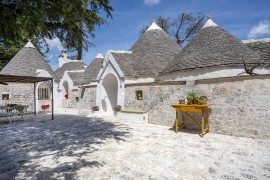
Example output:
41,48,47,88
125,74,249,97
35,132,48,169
62,87,96,111
0,83,34,111
124,76,270,138
0,83,53,112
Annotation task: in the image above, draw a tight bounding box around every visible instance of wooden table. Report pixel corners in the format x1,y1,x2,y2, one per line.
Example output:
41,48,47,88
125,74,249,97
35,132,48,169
171,104,211,137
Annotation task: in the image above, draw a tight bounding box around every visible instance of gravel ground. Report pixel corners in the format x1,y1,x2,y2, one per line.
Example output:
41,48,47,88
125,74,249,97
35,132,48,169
0,114,269,180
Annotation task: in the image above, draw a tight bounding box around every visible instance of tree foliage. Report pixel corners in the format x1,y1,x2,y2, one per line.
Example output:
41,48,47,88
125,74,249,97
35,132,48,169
0,0,113,60
140,13,205,47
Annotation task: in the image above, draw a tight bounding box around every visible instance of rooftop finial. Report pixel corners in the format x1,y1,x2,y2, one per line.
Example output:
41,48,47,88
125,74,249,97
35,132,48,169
206,15,212,20
96,53,104,59
202,16,218,29
24,40,35,48
146,21,162,31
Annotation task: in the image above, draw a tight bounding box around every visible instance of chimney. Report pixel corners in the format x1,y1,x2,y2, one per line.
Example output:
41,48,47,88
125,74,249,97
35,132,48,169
58,50,69,68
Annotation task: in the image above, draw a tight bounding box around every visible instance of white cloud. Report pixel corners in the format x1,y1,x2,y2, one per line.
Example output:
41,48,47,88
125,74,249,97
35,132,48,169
44,37,63,52
144,0,161,5
248,21,270,39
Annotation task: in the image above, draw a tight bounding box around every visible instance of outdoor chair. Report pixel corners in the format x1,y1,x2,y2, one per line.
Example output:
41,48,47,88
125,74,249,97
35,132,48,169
8,106,17,123
0,106,9,121
15,105,33,121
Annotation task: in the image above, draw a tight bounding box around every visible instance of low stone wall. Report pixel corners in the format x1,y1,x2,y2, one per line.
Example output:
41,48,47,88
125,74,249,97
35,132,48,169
124,76,270,139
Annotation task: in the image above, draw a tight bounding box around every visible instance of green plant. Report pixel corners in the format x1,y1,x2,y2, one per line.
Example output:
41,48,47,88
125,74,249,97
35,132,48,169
15,105,24,112
199,96,208,100
198,96,208,105
186,91,198,100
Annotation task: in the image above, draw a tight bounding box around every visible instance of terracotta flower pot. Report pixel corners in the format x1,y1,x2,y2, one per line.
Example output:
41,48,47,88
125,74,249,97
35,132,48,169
179,99,185,104
187,99,193,105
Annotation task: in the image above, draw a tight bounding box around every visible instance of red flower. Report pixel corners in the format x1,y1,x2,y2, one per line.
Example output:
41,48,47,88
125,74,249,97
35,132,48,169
41,104,50,110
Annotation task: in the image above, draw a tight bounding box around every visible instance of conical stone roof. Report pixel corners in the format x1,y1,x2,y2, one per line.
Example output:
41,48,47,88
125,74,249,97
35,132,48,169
130,22,181,77
1,42,55,78
161,19,262,75
55,61,86,82
82,53,104,84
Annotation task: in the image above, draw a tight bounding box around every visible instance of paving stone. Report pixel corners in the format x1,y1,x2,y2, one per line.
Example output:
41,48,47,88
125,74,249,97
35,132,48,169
0,114,269,179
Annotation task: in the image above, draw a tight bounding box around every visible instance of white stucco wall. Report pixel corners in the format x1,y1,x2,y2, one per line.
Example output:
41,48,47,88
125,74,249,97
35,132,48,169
35,69,58,113
96,52,126,114
59,72,75,98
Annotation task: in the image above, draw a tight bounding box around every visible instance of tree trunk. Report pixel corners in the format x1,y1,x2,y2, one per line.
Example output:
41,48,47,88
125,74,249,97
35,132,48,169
76,40,83,60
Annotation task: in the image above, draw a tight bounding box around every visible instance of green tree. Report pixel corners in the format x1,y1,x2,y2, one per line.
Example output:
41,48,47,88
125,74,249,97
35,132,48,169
140,13,205,47
0,0,113,60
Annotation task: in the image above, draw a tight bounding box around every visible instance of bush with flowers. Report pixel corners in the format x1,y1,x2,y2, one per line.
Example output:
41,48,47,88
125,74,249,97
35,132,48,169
41,104,50,111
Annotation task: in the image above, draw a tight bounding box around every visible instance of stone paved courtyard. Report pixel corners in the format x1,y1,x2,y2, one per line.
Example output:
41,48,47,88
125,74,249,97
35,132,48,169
0,114,269,180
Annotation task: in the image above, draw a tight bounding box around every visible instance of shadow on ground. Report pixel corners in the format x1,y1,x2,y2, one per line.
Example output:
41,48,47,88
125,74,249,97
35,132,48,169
0,114,131,179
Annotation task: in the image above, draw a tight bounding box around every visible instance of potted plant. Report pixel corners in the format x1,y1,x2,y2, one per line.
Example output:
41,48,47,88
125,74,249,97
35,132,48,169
92,105,99,111
186,92,199,105
15,104,24,113
114,105,122,112
64,93,68,99
198,96,208,105
41,104,50,112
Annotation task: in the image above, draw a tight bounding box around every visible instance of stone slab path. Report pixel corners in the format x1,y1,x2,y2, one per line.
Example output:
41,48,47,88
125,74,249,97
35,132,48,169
0,115,269,180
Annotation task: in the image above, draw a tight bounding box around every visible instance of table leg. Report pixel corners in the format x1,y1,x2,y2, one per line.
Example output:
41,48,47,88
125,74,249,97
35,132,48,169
181,112,185,129
206,108,209,132
175,110,179,133
201,109,205,136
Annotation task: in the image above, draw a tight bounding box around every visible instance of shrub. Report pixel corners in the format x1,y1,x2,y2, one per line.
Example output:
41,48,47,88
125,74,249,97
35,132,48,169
114,105,122,112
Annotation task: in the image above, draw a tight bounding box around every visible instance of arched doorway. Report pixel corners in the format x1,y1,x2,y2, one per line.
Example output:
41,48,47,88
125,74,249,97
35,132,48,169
62,81,69,98
36,82,51,112
102,73,118,113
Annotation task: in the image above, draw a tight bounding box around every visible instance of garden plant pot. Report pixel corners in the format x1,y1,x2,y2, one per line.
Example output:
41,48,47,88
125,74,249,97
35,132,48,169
179,99,185,104
187,99,193,105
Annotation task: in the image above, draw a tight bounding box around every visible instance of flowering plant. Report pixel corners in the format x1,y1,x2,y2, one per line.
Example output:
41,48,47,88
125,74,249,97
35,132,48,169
114,105,122,112
64,94,68,99
41,104,50,111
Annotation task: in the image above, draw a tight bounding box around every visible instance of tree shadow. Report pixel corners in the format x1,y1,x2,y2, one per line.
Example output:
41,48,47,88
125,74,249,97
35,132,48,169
0,114,132,179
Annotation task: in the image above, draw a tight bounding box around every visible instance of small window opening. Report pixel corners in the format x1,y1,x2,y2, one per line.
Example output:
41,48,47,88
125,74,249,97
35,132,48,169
38,82,50,100
2,94,9,100
136,90,143,100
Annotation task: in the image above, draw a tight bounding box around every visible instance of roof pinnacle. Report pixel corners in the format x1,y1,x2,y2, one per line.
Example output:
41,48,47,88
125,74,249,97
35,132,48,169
95,53,104,59
146,21,163,31
24,41,35,48
202,16,218,29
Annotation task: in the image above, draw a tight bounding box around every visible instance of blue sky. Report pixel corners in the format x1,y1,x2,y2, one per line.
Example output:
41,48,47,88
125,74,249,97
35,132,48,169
45,0,270,70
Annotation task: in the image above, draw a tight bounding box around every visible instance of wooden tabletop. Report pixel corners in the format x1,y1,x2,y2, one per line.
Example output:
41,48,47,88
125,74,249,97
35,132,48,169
171,104,211,108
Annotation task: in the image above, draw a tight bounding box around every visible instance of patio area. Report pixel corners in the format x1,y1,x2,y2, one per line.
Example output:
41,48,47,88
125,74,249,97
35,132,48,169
0,115,269,180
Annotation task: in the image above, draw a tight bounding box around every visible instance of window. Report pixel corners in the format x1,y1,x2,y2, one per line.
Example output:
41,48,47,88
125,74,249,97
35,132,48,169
38,83,50,100
2,94,9,100
136,90,143,100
